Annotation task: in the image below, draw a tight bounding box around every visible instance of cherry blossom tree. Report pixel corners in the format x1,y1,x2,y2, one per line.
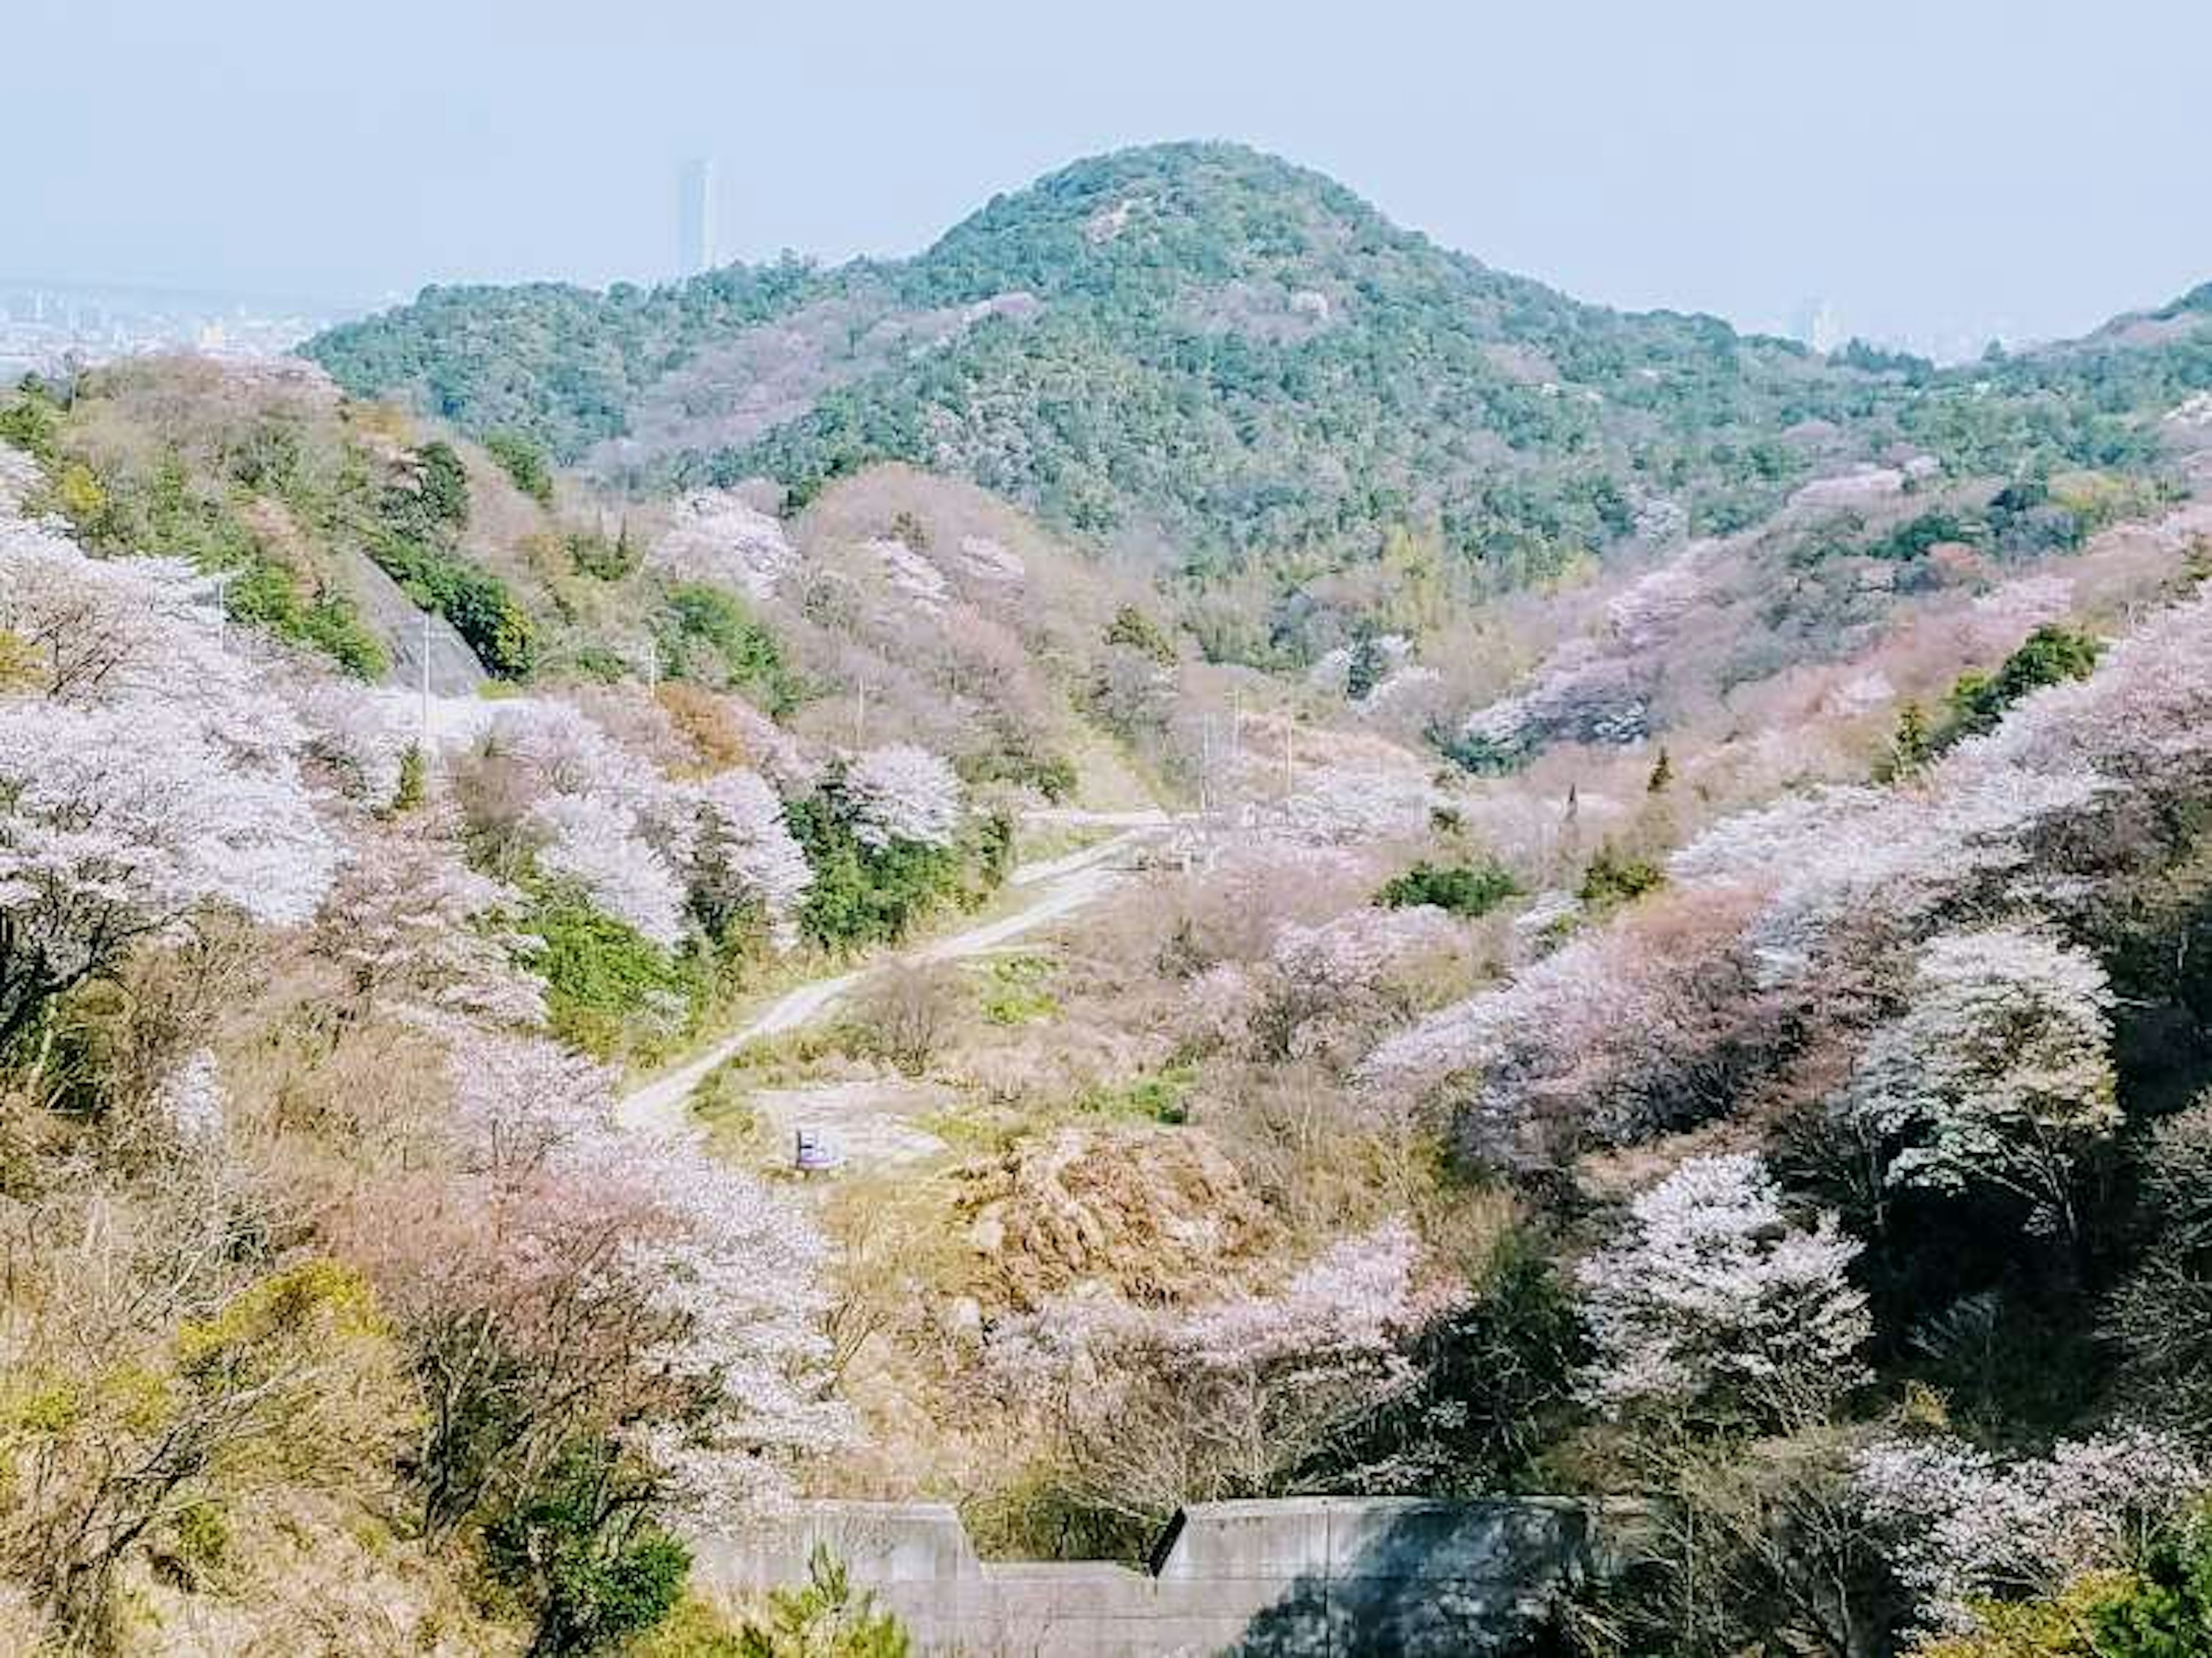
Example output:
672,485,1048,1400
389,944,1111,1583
1190,904,1463,1065
315,827,548,1028
844,743,963,849
348,1027,845,1534
1854,1427,2206,1636
526,792,688,948
681,769,812,949
152,1047,225,1144
987,1220,1437,1522
0,524,340,1044
1834,925,2116,1239
1576,1154,1870,1429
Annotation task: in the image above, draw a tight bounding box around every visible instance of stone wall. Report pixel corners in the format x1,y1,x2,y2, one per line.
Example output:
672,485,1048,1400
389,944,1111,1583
689,1495,1647,1656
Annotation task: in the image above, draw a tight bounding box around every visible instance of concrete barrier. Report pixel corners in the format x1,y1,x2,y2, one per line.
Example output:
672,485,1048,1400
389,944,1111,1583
690,1495,1643,1655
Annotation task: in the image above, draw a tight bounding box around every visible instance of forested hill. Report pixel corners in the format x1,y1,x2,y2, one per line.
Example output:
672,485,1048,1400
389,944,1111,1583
305,142,2212,584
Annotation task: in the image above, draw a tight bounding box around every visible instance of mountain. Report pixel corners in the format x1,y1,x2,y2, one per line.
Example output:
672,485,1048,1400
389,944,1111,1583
306,144,2212,587
305,145,1892,582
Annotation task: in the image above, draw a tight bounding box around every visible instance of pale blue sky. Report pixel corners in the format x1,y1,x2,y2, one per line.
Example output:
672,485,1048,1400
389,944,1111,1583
7,0,2209,347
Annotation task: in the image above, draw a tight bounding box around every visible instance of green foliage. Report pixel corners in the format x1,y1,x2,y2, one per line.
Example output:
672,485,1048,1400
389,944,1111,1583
1077,1063,1195,1125
1344,634,1387,701
1103,604,1177,666
567,521,639,581
1878,699,1936,781
956,746,1079,803
1578,844,1664,909
1869,509,1981,563
482,1439,690,1656
413,439,472,534
734,1545,912,1658
39,409,391,678
0,378,62,459
1934,623,2103,747
657,582,796,711
1435,727,1526,777
2089,1511,2212,1655
978,955,1057,1025
1376,859,1519,919
520,882,702,1058
391,744,427,814
484,429,556,506
365,526,536,678
783,784,1006,952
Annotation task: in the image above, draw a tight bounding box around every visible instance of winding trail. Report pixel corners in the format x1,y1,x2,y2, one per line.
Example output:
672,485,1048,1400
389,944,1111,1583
615,822,1163,1138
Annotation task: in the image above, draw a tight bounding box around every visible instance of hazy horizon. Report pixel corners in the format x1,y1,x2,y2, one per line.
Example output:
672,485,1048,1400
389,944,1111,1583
12,0,2212,350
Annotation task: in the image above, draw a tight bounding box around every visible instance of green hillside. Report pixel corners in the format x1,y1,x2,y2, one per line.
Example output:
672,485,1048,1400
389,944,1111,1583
306,142,2212,586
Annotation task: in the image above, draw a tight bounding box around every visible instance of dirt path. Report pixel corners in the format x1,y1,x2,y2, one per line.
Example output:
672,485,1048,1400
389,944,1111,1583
615,824,1159,1138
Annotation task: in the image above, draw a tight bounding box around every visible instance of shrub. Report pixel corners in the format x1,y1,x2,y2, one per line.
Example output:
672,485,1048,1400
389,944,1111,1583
391,743,427,814
1377,859,1519,919
485,430,555,506
521,882,703,1058
483,1439,690,1657
734,1545,912,1657
658,582,796,711
568,522,639,581
1103,605,1177,666
1577,844,1664,909
0,379,61,458
848,963,963,1075
1077,1064,1195,1125
979,956,1056,1025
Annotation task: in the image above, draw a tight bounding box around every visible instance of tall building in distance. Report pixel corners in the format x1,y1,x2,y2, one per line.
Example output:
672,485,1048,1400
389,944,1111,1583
1789,295,1846,355
677,158,717,278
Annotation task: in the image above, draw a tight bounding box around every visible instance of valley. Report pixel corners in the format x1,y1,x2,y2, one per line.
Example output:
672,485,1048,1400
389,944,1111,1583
7,134,2212,1658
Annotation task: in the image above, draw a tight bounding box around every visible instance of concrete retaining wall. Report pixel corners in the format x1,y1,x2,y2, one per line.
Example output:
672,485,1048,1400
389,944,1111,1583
690,1496,1647,1656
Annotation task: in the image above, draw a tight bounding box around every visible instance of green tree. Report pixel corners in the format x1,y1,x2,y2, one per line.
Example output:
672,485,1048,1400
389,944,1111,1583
483,1439,690,1657
485,429,555,506
737,1546,912,1658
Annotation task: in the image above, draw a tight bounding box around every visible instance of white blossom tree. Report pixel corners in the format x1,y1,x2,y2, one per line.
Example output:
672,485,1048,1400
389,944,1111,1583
1854,1427,2206,1636
681,769,812,950
1576,1154,1870,1429
348,1026,846,1533
987,1220,1435,1522
315,828,548,1028
844,743,963,849
1836,926,2116,1239
0,522,340,1044
152,1047,225,1144
527,792,688,948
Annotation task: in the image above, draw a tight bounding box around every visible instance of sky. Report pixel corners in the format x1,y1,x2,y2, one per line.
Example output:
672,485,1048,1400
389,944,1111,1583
7,0,2211,351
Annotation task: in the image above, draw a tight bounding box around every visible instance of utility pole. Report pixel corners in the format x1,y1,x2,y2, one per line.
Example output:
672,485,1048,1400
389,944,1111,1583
209,571,236,655
1229,688,1244,803
419,609,432,753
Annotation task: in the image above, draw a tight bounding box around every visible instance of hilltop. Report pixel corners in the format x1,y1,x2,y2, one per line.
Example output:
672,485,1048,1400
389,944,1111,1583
307,144,2212,592
305,143,1868,580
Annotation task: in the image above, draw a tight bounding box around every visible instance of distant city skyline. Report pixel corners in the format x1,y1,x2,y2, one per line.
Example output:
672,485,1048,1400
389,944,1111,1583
10,1,2212,352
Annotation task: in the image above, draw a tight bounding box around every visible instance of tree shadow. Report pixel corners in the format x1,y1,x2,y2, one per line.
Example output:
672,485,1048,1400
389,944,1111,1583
1221,1498,1603,1657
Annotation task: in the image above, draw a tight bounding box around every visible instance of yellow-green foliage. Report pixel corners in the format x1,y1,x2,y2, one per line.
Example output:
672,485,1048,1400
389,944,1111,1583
1915,1572,2135,1657
173,1259,384,1378
978,955,1057,1026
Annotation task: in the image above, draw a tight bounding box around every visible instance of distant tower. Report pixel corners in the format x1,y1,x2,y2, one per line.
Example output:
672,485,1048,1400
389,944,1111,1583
677,158,717,278
1790,296,1845,355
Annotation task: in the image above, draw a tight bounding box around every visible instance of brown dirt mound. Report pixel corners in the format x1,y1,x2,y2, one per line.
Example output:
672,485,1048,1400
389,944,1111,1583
957,1124,1268,1311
